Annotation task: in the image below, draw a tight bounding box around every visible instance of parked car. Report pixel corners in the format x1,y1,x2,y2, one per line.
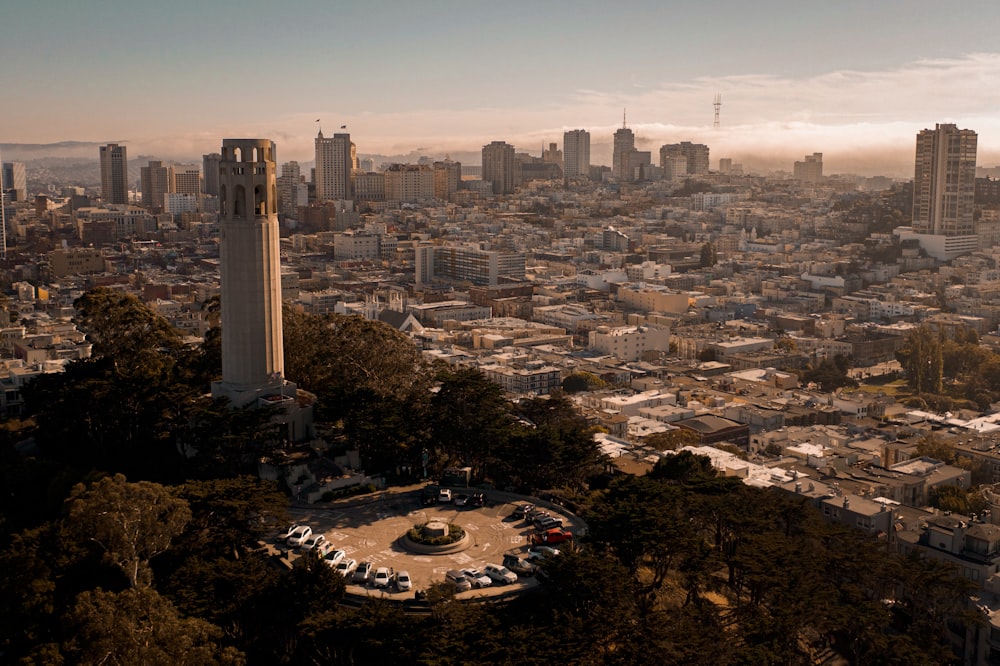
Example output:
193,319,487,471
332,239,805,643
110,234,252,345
470,492,486,507
421,486,439,506
438,488,452,503
322,549,346,567
534,515,564,531
315,541,334,558
484,563,518,585
373,567,392,588
511,504,534,519
301,533,327,552
445,569,472,592
353,561,374,584
526,545,561,562
530,528,574,546
502,554,537,576
395,570,412,592
286,525,312,548
280,523,303,541
462,568,492,588
453,493,470,506
335,558,358,577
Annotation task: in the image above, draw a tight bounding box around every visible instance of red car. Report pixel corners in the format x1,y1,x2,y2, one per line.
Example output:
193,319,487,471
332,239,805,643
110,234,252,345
529,528,574,546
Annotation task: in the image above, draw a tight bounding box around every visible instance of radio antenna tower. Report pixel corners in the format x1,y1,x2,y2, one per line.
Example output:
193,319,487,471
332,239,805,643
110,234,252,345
713,94,722,128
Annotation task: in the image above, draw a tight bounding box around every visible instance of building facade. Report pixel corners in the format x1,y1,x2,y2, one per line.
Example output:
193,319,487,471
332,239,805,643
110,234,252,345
482,141,518,195
1,162,27,202
794,153,823,183
563,129,590,181
613,126,636,181
912,123,978,236
99,143,129,205
314,130,354,201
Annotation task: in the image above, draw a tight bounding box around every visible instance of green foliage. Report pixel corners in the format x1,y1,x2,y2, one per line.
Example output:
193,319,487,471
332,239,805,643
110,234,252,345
561,371,607,393
801,357,858,392
930,484,989,516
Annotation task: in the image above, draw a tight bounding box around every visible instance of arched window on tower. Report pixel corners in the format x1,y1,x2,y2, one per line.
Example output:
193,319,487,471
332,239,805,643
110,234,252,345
254,185,266,216
234,185,246,218
252,146,259,162
234,146,243,162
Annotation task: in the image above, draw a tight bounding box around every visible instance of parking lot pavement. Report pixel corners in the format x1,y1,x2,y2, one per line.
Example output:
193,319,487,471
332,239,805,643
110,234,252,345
277,487,580,597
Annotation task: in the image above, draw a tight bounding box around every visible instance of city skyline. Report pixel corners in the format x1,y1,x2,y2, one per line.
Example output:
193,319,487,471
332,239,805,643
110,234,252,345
4,1,1000,175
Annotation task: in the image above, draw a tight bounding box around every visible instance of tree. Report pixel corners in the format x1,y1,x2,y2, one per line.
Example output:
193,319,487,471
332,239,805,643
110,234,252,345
896,325,943,394
561,371,606,393
64,474,191,588
699,241,717,268
60,587,243,666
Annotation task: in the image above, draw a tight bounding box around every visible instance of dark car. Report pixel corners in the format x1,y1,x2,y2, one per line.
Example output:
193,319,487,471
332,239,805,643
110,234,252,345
503,554,537,576
511,503,534,519
421,486,439,506
470,492,486,507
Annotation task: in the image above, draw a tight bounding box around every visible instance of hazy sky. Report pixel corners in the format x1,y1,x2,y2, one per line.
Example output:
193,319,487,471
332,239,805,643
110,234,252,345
4,0,1000,175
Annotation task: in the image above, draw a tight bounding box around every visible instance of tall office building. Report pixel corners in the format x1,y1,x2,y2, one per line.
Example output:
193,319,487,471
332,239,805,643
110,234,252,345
432,158,461,200
1,162,27,201
211,139,288,407
913,124,978,236
99,143,129,205
202,153,222,196
314,130,354,201
174,168,201,196
563,129,590,181
793,153,823,183
276,161,302,217
140,160,174,212
613,123,636,181
482,141,518,195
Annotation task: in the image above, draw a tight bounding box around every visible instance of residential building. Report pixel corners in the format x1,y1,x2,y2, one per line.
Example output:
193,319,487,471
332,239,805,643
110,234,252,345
563,129,590,181
794,153,823,183
384,163,434,203
588,324,671,362
432,159,461,200
418,244,526,286
99,143,129,205
912,123,977,236
660,142,710,177
202,153,221,196
140,160,174,212
482,141,518,195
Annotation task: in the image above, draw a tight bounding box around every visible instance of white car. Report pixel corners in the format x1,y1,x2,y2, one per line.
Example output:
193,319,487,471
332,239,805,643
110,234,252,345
315,541,334,558
301,533,327,552
526,545,561,562
335,558,358,577
462,568,492,588
373,567,392,588
395,570,412,592
484,563,517,585
438,488,452,503
353,561,374,584
322,549,346,567
286,525,312,548
280,523,303,541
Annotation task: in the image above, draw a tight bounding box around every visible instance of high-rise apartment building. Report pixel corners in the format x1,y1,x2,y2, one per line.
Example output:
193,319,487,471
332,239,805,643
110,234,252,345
140,160,175,212
384,164,435,203
99,143,129,205
202,153,222,196
433,159,461,200
1,162,27,202
794,153,823,183
563,130,591,181
482,141,518,195
542,142,563,171
174,168,201,196
912,124,978,236
613,125,636,181
660,142,710,177
314,130,354,201
277,161,302,217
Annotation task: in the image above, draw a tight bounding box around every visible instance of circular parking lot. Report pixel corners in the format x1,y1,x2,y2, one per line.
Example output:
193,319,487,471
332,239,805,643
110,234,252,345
271,484,583,600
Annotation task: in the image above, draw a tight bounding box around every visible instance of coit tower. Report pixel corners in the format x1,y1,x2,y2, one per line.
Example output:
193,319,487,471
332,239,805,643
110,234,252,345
211,139,287,407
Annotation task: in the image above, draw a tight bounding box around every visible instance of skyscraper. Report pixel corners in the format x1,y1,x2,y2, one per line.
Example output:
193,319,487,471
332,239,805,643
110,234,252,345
211,139,287,407
314,130,354,201
912,124,977,236
482,141,518,195
99,143,129,205
1,162,27,202
140,160,174,212
613,124,635,182
563,130,590,181
202,153,222,196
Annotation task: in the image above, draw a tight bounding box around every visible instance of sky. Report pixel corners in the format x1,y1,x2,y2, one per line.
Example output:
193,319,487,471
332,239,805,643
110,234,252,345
3,0,1000,176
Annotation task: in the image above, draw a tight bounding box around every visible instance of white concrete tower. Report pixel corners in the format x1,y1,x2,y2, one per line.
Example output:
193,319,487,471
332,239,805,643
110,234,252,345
212,138,289,407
